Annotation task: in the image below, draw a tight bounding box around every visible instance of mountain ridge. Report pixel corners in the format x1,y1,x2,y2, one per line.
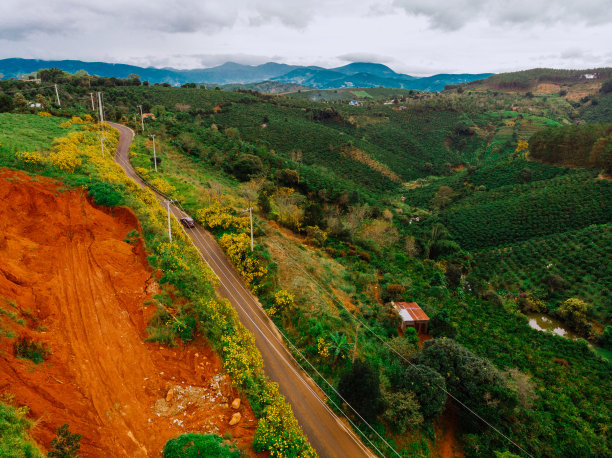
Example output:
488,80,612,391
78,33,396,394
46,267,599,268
0,57,492,91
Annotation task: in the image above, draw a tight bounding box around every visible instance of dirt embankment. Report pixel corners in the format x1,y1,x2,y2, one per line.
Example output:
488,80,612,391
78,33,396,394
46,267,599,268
0,169,258,457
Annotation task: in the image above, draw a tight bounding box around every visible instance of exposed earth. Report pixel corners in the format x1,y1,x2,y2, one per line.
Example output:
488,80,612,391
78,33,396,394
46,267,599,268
0,169,259,456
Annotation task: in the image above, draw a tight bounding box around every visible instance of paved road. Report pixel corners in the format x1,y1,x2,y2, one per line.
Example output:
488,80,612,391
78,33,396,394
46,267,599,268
109,123,375,458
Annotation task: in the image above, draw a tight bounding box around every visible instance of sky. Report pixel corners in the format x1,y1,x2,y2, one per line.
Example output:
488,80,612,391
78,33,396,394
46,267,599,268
0,0,611,76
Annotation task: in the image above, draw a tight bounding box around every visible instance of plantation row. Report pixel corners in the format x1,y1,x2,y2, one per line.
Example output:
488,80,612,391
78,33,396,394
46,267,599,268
472,224,612,321
442,178,612,249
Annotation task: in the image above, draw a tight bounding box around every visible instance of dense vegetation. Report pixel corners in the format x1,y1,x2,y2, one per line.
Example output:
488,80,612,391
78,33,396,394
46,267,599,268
1,68,610,457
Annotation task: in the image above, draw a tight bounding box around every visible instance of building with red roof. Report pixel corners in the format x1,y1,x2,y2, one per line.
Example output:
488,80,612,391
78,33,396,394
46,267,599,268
393,302,430,334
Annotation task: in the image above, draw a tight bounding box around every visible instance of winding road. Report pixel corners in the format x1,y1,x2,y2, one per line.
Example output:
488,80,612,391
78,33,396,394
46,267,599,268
109,122,375,458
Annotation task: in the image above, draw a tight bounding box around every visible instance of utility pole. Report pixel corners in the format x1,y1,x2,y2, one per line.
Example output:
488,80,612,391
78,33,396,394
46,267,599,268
242,207,254,252
98,134,105,158
166,200,172,241
97,92,105,124
352,324,360,363
54,84,61,107
137,104,144,131
150,134,158,172
89,92,95,111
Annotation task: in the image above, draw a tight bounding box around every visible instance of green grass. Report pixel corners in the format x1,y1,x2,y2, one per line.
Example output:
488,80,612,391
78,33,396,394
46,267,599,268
351,90,373,99
0,400,44,458
0,113,77,153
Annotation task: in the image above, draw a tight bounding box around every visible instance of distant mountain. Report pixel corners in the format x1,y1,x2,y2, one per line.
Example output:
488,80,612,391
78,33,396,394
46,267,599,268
272,63,492,91
0,58,492,91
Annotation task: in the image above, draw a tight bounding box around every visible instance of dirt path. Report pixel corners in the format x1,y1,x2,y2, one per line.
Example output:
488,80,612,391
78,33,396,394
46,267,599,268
0,169,259,456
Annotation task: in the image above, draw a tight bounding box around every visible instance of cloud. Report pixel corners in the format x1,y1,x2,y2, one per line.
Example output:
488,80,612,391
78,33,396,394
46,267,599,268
392,0,612,30
337,52,395,64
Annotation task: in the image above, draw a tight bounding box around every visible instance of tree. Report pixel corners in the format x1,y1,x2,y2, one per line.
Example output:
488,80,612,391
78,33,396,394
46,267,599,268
382,391,423,433
383,284,405,301
229,154,263,181
338,360,383,421
429,310,457,339
328,331,351,363
303,201,325,228
399,364,447,419
48,424,81,458
557,298,590,332
445,263,462,289
517,167,532,183
0,93,13,112
35,94,48,110
257,190,271,215
426,224,461,260
13,92,28,112
432,186,454,209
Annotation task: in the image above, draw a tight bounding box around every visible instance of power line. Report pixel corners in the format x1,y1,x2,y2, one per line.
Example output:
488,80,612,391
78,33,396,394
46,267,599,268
111,147,386,457
263,237,534,458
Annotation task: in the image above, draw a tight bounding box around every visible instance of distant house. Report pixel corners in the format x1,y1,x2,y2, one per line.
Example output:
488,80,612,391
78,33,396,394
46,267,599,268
348,100,359,106
583,74,596,79
393,302,429,334
142,113,156,120
29,103,42,108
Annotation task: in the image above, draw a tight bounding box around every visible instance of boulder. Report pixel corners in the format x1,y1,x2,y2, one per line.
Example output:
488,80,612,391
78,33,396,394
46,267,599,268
231,398,241,409
229,412,241,426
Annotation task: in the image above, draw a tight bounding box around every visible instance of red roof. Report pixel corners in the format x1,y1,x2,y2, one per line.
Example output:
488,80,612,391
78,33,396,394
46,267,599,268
395,302,429,322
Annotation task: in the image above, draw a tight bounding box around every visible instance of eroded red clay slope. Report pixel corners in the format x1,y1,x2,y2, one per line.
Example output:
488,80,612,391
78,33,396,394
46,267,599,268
0,169,258,456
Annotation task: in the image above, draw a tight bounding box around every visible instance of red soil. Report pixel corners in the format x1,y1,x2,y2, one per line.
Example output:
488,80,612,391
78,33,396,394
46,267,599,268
433,401,463,458
0,169,259,457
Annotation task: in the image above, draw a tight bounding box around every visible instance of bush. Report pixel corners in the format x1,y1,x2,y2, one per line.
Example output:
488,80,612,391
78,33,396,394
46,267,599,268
382,391,424,433
0,400,44,458
87,182,124,207
429,310,458,339
48,424,81,458
229,154,263,181
338,359,383,422
163,434,240,458
399,364,447,419
13,336,51,364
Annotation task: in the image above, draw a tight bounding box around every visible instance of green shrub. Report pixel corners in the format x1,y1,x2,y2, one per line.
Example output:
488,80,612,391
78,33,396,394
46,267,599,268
13,336,50,364
163,434,240,458
48,424,81,458
0,400,43,458
86,181,124,207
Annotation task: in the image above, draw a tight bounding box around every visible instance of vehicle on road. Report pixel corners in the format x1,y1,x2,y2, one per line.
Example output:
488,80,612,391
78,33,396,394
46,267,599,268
180,216,195,228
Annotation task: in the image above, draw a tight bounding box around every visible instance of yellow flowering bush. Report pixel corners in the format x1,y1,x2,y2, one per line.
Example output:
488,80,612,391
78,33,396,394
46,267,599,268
274,290,295,312
37,111,52,117
83,114,94,123
135,166,150,177
317,337,330,359
149,177,176,196
59,120,72,128
253,382,317,457
218,232,268,290
15,151,47,166
196,203,249,232
71,116,84,124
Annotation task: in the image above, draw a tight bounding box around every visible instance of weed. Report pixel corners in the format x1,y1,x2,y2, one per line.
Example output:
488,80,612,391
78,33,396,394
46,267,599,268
13,336,51,364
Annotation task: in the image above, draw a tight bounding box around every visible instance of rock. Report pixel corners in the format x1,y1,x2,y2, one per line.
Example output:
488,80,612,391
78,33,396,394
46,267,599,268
229,412,241,426
166,388,174,402
231,398,241,409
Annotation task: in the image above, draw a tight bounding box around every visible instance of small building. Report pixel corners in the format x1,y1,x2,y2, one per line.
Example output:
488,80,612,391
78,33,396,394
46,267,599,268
393,302,429,334
348,100,359,106
142,113,156,120
583,74,596,79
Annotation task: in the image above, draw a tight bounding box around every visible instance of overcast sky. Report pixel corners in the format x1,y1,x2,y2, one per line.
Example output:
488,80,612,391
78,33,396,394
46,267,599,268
1,0,611,76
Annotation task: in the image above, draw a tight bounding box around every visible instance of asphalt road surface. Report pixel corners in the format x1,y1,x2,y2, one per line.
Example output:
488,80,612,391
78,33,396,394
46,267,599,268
109,122,375,458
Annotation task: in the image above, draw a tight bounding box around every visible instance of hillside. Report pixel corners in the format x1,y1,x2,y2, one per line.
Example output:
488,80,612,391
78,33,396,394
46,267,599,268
1,71,610,457
0,113,315,457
